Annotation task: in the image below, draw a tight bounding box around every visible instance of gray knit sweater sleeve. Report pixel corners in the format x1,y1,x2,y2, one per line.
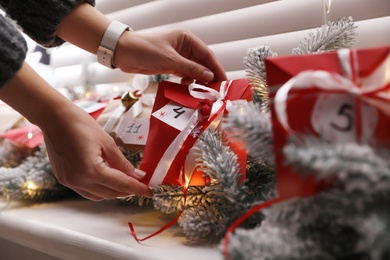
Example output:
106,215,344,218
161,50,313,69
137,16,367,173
0,14,27,86
1,0,95,47
0,0,95,86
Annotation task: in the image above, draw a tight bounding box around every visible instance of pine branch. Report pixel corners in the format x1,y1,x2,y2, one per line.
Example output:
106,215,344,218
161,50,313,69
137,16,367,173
284,137,390,197
0,139,34,168
226,222,331,260
152,185,214,214
245,158,276,203
117,195,153,207
226,135,390,258
119,147,142,168
243,45,276,87
292,17,358,55
243,45,276,109
176,130,263,241
199,130,248,204
178,205,229,241
222,102,274,165
356,196,390,260
1,146,76,202
0,147,49,193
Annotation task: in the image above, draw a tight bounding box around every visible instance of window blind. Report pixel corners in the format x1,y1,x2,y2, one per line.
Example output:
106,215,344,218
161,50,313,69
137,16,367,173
49,0,390,87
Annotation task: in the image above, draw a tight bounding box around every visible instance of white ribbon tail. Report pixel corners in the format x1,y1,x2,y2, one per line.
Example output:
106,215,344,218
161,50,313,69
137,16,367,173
149,110,200,187
103,105,126,133
188,83,220,100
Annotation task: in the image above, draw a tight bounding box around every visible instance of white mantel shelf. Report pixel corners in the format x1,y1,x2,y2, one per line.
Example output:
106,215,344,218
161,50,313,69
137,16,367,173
0,198,221,260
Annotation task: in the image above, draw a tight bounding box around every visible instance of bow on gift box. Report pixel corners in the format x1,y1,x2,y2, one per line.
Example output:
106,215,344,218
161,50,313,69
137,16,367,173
140,79,251,187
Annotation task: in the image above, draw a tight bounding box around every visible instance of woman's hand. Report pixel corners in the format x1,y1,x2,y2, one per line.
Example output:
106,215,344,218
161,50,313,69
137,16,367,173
114,28,227,83
0,62,152,201
42,104,152,201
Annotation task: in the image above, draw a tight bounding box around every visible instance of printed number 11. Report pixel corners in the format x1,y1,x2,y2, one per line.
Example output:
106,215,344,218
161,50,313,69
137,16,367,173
126,123,142,134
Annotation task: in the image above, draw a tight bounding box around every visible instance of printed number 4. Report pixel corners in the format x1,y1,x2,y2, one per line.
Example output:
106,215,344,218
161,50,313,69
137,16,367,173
173,106,185,119
126,123,142,134
330,103,353,132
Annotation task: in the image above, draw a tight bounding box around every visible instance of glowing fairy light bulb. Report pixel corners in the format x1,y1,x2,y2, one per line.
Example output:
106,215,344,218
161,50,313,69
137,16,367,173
27,132,33,139
112,85,119,92
25,181,37,190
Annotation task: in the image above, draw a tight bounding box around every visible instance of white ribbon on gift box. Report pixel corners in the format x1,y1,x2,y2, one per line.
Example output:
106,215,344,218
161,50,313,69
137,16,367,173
274,48,390,143
148,81,232,187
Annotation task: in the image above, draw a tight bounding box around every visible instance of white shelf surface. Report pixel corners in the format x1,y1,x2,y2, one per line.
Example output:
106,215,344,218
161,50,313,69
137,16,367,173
0,198,221,260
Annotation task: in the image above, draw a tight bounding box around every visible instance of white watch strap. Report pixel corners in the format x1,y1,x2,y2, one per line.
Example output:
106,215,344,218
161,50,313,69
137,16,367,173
97,21,131,69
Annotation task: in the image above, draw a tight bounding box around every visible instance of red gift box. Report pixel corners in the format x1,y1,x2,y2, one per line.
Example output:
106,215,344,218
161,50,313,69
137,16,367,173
265,45,390,200
140,79,252,187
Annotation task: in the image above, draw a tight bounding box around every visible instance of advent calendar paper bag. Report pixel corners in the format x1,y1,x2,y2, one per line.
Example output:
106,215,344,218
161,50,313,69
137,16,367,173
140,79,252,187
97,75,157,151
265,45,390,199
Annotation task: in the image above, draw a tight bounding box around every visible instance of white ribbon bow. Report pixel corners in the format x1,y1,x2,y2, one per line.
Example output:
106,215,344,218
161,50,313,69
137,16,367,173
189,80,233,118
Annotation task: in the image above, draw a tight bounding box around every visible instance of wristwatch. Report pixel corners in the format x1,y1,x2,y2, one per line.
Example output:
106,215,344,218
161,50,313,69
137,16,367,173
97,21,131,69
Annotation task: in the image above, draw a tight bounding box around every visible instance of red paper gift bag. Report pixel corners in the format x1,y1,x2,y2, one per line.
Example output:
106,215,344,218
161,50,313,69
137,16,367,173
140,79,252,187
265,45,390,200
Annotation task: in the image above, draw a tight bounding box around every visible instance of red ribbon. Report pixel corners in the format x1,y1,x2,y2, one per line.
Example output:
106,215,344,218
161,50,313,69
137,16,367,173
128,180,188,242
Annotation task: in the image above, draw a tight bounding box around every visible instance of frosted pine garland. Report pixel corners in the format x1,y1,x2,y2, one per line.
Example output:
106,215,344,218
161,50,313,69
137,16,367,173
222,102,274,165
292,17,358,55
175,130,264,241
153,185,213,214
243,45,276,109
0,146,75,202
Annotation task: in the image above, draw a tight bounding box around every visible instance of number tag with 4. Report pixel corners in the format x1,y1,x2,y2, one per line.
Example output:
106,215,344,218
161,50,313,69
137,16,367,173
311,93,378,143
152,101,196,131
